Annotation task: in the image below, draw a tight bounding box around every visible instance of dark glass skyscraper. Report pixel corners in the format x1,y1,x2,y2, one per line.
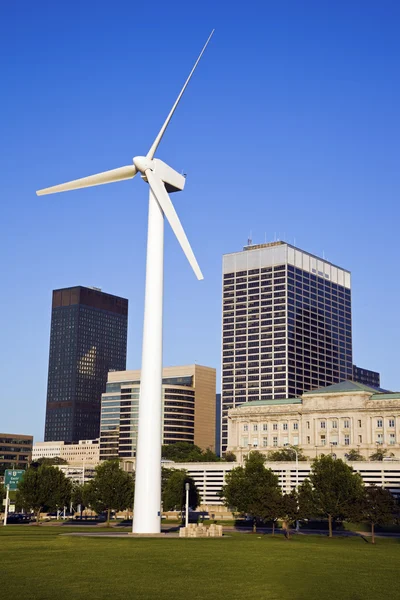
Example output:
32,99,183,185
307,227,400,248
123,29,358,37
44,286,128,442
353,365,380,388
221,241,353,452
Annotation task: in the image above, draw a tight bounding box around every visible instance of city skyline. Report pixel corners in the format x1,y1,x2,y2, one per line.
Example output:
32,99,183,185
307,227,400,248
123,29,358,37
1,3,400,441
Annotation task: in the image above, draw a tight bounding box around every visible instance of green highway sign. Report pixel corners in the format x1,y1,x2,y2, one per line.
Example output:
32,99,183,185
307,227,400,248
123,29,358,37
4,470,25,491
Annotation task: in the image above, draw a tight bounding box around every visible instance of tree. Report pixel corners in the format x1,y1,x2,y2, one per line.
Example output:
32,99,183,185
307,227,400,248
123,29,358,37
223,452,237,462
161,442,220,463
309,455,365,537
71,483,92,515
369,448,394,461
221,451,281,532
297,479,318,520
0,485,5,511
360,486,396,544
346,449,365,462
84,460,135,526
267,446,307,462
280,491,299,540
17,464,72,524
161,469,200,513
32,456,68,466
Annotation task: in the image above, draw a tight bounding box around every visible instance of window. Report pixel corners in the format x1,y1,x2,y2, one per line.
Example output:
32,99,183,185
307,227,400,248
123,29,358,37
241,436,248,447
243,424,248,432
389,433,396,445
283,423,288,431
331,421,338,429
377,433,383,444
306,421,310,429
320,421,326,429
293,422,298,431
344,420,350,429
263,423,268,431
273,436,278,447
273,423,278,431
320,435,326,446
306,436,310,444
389,419,395,428
262,436,268,447
253,424,258,432
344,435,350,446
253,438,258,447
377,419,383,428
358,435,362,443
358,420,362,428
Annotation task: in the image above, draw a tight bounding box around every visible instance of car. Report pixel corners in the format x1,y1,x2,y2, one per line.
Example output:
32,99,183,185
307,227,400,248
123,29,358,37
5,513,31,524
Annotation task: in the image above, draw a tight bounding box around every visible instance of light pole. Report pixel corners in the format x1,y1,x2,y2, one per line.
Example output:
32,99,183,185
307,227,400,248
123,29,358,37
185,483,190,528
284,445,299,532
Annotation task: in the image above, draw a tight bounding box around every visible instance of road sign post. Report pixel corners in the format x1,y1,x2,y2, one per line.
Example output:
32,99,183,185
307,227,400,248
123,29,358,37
3,470,24,527
3,485,10,527
4,470,25,491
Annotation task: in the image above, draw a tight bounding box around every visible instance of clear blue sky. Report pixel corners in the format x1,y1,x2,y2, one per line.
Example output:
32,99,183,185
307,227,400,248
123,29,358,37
1,1,399,441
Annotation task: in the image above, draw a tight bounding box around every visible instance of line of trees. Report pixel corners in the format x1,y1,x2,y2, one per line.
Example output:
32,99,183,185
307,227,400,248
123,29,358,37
221,452,398,543
162,442,236,463
9,460,201,526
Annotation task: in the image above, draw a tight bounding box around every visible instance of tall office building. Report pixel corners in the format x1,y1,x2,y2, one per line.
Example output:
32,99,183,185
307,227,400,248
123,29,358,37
221,241,352,452
353,365,380,389
44,286,128,443
99,365,216,460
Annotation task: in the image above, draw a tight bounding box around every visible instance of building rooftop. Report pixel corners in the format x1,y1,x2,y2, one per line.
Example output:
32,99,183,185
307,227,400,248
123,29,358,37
233,381,400,410
370,392,400,401
239,398,302,407
303,380,386,395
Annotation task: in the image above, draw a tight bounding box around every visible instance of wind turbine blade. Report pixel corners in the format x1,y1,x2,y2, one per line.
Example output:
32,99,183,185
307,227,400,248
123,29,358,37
146,169,203,280
36,165,138,196
146,29,214,160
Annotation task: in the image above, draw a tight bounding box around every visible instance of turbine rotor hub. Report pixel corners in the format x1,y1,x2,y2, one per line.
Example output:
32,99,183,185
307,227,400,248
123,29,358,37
133,156,154,173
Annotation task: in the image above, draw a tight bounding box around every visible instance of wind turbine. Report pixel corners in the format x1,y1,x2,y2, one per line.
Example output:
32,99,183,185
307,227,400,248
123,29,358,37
36,30,214,534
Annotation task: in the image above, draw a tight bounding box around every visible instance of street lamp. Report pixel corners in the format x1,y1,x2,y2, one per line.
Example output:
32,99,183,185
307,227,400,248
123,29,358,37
185,483,190,528
284,445,299,532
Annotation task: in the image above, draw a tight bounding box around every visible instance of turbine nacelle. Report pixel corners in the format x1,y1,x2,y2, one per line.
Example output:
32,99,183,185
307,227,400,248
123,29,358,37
134,157,185,194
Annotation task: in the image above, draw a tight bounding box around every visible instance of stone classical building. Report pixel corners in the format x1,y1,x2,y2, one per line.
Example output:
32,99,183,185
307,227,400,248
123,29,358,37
227,381,400,461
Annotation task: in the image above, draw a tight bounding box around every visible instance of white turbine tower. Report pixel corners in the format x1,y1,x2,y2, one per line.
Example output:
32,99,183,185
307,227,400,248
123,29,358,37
36,31,214,534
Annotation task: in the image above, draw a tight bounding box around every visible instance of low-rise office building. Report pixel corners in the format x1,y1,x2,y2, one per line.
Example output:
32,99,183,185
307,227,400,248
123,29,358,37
0,433,33,475
169,460,400,508
227,381,400,461
33,439,100,466
100,365,216,460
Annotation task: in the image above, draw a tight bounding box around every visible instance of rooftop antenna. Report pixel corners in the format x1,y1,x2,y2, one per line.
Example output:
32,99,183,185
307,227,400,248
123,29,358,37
247,230,252,246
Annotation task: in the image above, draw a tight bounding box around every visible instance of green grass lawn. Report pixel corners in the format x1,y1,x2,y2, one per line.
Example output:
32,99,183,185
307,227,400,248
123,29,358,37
0,526,399,600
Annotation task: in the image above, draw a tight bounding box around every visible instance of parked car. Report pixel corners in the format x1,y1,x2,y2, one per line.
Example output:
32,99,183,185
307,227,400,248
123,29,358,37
5,513,32,524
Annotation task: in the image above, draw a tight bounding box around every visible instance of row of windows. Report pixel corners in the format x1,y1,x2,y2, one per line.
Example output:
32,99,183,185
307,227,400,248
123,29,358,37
241,418,398,433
